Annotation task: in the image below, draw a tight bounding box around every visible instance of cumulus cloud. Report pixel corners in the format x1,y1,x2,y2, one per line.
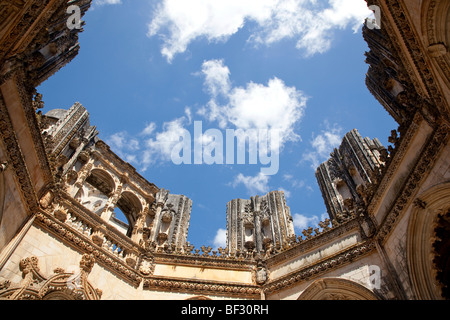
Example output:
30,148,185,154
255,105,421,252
148,0,373,62
302,123,343,169
105,60,306,176
199,59,307,152
213,228,227,249
105,106,195,172
232,172,270,195
105,131,140,164
293,212,328,231
141,115,190,170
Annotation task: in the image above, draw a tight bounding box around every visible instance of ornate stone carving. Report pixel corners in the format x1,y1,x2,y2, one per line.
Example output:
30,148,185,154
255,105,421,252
254,260,269,285
0,255,101,300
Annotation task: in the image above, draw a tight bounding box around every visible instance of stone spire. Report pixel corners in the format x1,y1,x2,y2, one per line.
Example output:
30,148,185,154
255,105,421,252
226,190,295,255
315,129,386,221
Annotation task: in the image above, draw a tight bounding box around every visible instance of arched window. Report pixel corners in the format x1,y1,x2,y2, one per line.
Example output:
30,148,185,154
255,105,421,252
115,191,142,237
77,168,115,216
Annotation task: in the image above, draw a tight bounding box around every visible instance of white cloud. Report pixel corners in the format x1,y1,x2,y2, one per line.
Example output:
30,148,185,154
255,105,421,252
213,228,227,249
201,59,231,98
283,173,306,189
105,131,140,164
141,122,157,136
302,123,343,169
95,0,122,6
142,115,190,169
232,172,270,195
200,59,307,152
148,0,373,61
293,212,328,231
278,187,291,199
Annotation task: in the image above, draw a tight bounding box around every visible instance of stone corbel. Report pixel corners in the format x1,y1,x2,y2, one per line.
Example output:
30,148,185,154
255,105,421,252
39,189,54,209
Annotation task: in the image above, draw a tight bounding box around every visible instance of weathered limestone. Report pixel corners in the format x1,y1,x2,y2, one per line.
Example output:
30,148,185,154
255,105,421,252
0,0,449,300
226,191,295,255
316,129,386,221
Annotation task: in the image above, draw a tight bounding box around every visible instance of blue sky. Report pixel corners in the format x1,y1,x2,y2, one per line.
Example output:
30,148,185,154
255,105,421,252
38,0,396,249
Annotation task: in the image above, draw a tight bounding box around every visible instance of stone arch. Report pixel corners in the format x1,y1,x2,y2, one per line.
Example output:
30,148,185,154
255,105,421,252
297,278,378,300
186,295,212,300
0,170,5,227
42,290,78,300
407,181,450,300
422,0,450,95
116,191,143,237
85,168,115,196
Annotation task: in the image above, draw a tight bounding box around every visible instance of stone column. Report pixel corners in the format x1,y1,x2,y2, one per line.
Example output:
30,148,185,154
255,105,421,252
71,157,94,197
100,183,123,223
254,212,263,254
131,205,148,244
150,189,169,244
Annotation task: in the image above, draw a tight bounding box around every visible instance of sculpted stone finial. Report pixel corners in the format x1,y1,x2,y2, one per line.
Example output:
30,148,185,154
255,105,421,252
155,188,169,207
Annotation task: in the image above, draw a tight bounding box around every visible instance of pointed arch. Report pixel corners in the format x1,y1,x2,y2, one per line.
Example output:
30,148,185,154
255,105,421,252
85,168,115,196
0,171,5,227
297,278,378,300
407,181,450,300
186,295,212,300
116,191,143,237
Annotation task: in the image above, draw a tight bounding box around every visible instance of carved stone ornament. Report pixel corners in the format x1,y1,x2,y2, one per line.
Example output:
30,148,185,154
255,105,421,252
254,260,269,285
138,255,155,276
0,255,102,300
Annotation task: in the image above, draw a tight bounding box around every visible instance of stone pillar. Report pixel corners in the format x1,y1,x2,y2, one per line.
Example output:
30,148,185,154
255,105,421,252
72,158,94,197
149,189,169,243
227,191,292,255
100,183,123,223
131,205,149,244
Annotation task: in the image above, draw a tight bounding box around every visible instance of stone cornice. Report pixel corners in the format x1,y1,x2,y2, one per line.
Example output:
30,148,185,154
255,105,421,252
263,240,377,295
11,70,55,194
34,210,142,287
367,112,423,216
266,217,361,268
143,276,261,299
153,252,256,271
51,192,259,271
375,120,450,244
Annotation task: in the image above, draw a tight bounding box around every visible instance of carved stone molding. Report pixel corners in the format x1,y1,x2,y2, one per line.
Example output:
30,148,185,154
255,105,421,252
143,277,261,299
34,211,142,287
264,241,376,295
384,0,448,114
297,278,379,300
376,122,450,243
0,255,102,300
0,91,38,214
